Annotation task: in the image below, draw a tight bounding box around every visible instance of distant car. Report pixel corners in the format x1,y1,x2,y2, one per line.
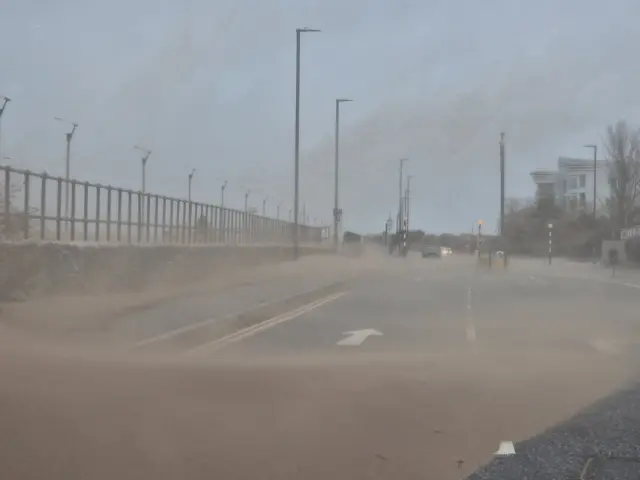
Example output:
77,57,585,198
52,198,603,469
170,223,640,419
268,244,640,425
421,244,441,258
495,251,504,258
441,247,452,256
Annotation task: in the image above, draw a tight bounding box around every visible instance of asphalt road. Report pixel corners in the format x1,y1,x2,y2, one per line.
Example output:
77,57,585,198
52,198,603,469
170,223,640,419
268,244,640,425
2,251,640,479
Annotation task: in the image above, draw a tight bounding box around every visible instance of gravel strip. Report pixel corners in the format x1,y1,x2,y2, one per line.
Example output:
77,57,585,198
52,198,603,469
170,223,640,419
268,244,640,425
468,382,640,479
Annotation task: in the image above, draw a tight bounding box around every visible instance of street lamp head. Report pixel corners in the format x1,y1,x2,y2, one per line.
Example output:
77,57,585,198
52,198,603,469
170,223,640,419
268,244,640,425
298,27,321,33
584,144,597,149
337,98,353,103
2,96,11,102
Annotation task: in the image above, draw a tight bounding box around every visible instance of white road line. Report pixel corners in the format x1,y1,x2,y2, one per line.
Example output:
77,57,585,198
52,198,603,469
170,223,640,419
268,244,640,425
621,282,640,289
132,285,339,349
187,291,349,355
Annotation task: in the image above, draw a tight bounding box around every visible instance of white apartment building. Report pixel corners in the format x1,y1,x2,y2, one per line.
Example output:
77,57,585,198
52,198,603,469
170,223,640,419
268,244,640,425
530,157,610,215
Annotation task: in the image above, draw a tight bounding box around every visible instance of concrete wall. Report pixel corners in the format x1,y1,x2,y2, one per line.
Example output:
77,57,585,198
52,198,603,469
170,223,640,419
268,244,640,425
0,242,331,300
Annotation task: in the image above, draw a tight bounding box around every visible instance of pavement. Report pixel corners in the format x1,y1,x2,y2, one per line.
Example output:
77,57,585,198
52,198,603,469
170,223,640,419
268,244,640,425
1,250,640,479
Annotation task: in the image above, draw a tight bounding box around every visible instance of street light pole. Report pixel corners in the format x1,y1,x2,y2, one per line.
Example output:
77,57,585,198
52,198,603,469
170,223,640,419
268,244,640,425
293,27,321,260
500,132,505,237
54,117,78,229
334,98,352,250
277,201,283,220
244,189,250,213
188,168,195,202
398,158,408,233
220,180,227,208
584,144,598,223
262,196,268,216
0,96,11,162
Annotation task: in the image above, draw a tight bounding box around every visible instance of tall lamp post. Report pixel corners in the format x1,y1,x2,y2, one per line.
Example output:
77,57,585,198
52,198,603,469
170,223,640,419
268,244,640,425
500,132,505,236
244,189,250,213
0,96,11,162
397,158,408,233
262,196,268,216
220,180,227,208
584,144,598,224
334,98,352,250
188,168,195,202
293,26,321,259
54,116,78,229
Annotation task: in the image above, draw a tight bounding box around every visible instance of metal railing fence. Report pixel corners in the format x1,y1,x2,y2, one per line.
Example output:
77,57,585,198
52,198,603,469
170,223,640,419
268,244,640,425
0,165,326,245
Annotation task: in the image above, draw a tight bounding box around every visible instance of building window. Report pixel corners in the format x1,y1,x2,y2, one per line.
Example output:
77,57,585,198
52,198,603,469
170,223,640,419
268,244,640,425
568,176,578,190
579,192,586,207
579,175,586,188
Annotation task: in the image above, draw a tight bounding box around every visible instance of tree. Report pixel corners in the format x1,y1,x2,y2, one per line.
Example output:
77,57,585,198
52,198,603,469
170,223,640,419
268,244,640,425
605,120,640,235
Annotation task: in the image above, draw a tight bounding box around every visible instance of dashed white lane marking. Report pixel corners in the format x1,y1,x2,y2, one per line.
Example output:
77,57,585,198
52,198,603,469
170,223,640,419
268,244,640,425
187,291,349,354
621,282,640,289
495,441,516,456
528,275,547,285
466,286,476,342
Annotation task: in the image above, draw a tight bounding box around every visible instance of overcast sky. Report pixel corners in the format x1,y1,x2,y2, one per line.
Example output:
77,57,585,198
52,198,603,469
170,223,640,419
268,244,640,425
2,0,640,233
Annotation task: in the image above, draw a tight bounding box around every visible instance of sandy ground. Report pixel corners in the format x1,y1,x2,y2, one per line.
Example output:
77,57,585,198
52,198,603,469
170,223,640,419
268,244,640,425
0,251,637,479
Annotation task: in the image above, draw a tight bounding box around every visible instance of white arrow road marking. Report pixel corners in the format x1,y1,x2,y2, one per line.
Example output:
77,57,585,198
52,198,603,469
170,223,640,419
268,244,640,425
336,329,383,346
494,441,516,456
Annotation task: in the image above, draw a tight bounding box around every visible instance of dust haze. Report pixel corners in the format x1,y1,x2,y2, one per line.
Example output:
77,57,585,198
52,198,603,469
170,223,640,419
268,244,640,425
1,247,638,479
3,1,640,477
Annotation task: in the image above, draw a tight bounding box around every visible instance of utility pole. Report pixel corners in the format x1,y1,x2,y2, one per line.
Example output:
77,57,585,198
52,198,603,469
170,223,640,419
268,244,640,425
188,168,195,202
584,144,597,223
500,132,505,236
334,98,352,250
262,196,268,216
54,117,78,230
277,201,283,220
244,189,250,213
293,27,321,259
0,96,11,162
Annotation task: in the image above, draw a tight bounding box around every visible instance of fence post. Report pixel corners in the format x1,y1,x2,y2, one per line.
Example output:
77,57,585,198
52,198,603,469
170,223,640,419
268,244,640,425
70,180,76,241
56,178,62,241
146,194,152,242
106,186,112,242
40,175,46,240
127,190,132,244
3,168,10,236
161,196,167,243
83,181,89,241
23,171,30,239
117,188,122,242
95,184,101,241
137,192,142,243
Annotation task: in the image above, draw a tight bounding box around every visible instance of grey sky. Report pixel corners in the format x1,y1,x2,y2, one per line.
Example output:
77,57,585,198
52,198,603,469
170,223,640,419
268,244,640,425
2,0,640,233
